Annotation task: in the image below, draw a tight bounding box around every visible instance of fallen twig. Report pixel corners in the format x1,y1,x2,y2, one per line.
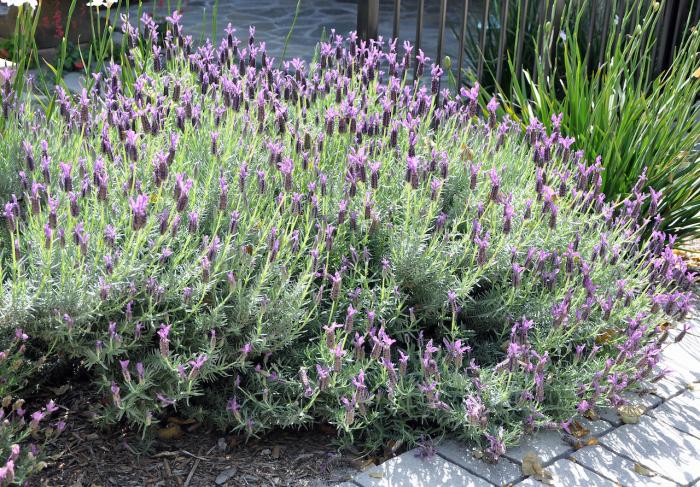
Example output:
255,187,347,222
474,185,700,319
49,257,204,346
183,458,200,487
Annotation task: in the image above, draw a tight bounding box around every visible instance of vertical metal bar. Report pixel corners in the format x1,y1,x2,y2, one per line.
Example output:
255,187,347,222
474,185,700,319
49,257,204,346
457,0,470,87
434,0,448,97
628,1,643,78
628,0,638,37
495,0,509,87
656,0,676,72
597,0,613,69
437,0,448,66
357,0,379,40
670,0,689,51
544,0,564,80
477,0,491,82
584,0,597,70
543,1,552,80
414,0,425,79
650,0,667,75
393,0,401,40
357,0,368,40
635,1,650,80
368,0,379,40
514,0,529,81
610,0,626,53
533,0,549,81
616,0,626,32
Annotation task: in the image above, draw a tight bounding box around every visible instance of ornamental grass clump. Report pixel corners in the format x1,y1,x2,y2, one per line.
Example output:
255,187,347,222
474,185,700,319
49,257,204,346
0,14,695,458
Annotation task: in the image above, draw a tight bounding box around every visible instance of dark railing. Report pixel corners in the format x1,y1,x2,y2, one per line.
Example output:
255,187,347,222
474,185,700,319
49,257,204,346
356,0,700,90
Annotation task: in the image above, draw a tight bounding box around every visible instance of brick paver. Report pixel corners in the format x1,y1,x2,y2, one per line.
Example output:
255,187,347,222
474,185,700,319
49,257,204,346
573,417,614,437
599,415,700,485
658,333,700,384
503,430,572,466
353,449,487,487
518,458,618,487
437,440,523,485
571,445,676,486
647,388,700,439
646,369,688,400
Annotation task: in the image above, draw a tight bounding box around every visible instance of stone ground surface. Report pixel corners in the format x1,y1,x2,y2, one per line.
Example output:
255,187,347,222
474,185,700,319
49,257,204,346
341,313,700,487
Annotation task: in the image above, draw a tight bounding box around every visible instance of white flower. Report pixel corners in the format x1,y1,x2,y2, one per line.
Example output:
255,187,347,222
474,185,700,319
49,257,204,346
86,0,116,7
0,0,38,9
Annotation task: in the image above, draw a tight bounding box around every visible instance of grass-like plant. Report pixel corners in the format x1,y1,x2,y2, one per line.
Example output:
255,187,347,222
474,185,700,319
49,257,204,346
499,1,700,242
0,12,695,463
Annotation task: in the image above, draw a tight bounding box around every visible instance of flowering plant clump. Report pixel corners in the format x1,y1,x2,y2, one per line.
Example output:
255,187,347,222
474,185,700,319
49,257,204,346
0,13,695,459
0,330,61,486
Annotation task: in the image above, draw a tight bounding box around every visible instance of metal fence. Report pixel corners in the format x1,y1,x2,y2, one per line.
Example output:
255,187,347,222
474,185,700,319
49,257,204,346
356,0,700,89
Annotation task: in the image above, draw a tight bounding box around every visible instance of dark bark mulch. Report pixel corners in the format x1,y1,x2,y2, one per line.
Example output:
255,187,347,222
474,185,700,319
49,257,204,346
28,383,363,487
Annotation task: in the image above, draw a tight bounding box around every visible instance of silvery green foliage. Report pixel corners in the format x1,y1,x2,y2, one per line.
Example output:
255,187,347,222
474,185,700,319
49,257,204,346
0,16,694,457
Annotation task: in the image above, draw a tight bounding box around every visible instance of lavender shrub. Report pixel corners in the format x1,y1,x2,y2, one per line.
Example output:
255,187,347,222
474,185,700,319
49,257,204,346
0,331,61,485
0,14,695,458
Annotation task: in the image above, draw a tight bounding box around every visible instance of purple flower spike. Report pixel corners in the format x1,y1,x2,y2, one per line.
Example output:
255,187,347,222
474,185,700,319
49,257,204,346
158,323,172,358
488,168,501,201
23,140,35,171
415,49,430,77
330,271,342,301
512,263,524,288
111,382,122,408
129,194,149,231
331,343,347,372
475,232,490,267
503,199,514,234
125,130,139,161
59,162,73,192
484,428,505,462
174,173,193,212
486,97,499,128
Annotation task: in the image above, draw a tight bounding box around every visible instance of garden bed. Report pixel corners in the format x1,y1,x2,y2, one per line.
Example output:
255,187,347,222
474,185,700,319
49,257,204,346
0,8,696,486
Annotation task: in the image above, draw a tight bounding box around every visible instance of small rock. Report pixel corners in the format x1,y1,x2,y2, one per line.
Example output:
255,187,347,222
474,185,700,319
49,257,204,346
261,448,271,455
216,437,227,452
618,404,644,424
633,463,656,477
522,451,552,482
215,467,237,485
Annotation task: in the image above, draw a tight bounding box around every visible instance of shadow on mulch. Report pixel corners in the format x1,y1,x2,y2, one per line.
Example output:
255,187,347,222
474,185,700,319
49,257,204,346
29,384,362,487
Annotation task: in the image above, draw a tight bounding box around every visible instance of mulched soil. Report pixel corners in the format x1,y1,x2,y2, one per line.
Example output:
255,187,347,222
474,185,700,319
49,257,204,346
28,383,363,487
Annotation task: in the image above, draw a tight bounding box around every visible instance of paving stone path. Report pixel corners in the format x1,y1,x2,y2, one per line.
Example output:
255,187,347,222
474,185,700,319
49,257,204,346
340,314,700,487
